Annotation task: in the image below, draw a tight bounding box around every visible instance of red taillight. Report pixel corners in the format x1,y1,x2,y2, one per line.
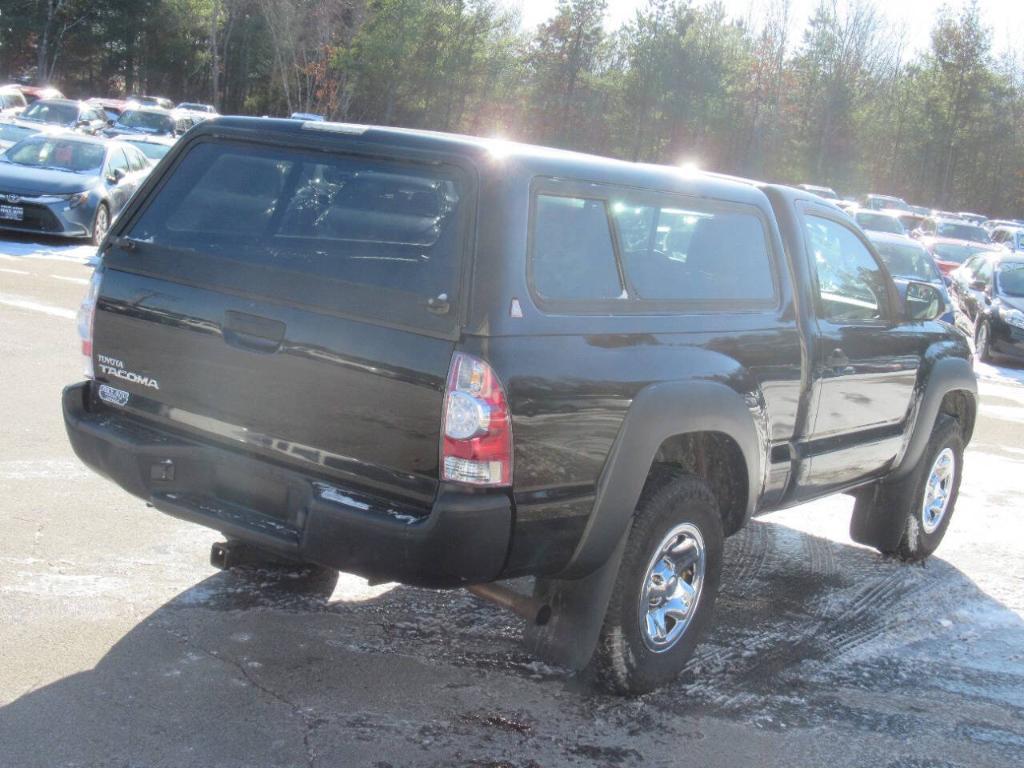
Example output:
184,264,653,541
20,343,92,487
77,270,102,379
441,352,512,486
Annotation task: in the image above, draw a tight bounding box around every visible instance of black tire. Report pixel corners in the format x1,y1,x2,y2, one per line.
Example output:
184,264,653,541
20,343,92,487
90,203,110,247
854,416,963,562
975,320,993,363
590,470,724,695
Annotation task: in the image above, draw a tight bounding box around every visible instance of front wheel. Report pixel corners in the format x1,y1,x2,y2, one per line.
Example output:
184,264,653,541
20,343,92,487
975,320,992,362
590,470,723,695
853,416,963,562
90,203,110,246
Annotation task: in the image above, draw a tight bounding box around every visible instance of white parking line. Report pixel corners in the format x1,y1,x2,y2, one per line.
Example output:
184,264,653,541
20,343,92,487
0,267,30,275
0,295,75,319
50,274,90,286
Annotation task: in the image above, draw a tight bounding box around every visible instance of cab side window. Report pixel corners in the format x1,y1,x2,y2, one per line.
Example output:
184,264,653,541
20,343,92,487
975,259,994,286
106,147,130,179
805,215,888,324
126,146,147,172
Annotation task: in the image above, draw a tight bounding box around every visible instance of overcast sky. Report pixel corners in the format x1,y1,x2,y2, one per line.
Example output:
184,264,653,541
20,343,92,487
509,0,1024,58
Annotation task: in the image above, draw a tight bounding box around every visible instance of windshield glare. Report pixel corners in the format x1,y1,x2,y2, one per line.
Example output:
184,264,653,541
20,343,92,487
933,243,989,264
998,264,1024,297
19,101,78,125
0,124,35,143
874,242,937,281
936,222,989,242
131,141,170,160
117,110,174,132
857,213,905,234
4,137,105,172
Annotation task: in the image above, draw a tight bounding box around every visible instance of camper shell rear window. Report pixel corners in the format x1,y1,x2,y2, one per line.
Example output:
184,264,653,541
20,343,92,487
120,139,469,334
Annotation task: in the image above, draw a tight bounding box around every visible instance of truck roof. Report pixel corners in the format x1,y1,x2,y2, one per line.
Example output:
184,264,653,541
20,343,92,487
192,116,769,207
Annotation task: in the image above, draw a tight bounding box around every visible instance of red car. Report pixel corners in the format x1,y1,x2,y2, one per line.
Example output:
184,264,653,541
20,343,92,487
913,217,1000,275
7,84,64,103
87,97,134,123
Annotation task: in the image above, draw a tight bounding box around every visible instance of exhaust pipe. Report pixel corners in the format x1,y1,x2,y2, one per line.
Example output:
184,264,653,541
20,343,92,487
467,583,552,626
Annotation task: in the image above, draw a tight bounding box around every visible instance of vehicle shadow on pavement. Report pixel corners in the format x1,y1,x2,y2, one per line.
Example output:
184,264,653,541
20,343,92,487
1,520,1023,768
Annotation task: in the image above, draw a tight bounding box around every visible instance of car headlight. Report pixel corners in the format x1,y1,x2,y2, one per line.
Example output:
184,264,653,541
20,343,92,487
999,306,1024,329
63,192,90,209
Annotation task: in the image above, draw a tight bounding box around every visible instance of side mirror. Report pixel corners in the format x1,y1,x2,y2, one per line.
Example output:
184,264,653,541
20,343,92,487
910,229,921,239
108,168,126,184
905,281,944,322
107,119,116,127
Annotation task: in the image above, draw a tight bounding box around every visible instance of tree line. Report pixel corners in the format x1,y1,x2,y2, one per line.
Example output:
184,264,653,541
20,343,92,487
2,0,1022,215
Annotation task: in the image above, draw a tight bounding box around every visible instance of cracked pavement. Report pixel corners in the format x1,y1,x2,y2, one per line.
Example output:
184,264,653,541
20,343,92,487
1,237,1023,767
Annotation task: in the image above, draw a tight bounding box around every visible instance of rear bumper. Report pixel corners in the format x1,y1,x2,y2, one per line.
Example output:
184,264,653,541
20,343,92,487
62,382,512,587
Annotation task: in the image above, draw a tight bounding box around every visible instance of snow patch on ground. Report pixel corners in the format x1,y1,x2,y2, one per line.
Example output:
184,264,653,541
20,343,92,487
0,459,93,480
976,359,1024,385
3,571,131,597
0,239,95,264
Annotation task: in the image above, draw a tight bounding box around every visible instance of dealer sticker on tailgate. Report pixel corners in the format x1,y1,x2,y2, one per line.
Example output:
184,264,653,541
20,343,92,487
98,384,130,407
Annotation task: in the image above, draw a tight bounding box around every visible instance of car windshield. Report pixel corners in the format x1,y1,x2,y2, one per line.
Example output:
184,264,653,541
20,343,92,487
116,110,174,133
998,263,1024,297
19,101,77,125
130,141,170,160
932,242,990,264
873,241,937,281
935,222,988,242
806,186,837,199
874,196,911,211
0,124,35,143
3,137,105,172
856,212,904,234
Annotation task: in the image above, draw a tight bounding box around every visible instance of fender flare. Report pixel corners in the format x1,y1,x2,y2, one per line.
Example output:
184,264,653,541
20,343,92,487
523,380,763,671
890,355,977,481
559,379,763,580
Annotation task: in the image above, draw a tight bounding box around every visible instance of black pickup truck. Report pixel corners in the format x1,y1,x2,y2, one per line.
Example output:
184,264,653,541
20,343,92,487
63,118,977,694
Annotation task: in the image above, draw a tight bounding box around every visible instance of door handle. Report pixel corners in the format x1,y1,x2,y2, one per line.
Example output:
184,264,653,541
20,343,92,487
222,310,285,354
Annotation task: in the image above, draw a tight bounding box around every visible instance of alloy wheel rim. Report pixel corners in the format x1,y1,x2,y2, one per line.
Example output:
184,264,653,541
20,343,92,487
921,447,956,534
95,208,108,241
638,522,706,653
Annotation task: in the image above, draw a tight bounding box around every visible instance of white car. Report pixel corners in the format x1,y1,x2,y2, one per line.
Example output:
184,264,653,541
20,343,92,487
990,225,1024,253
0,87,27,119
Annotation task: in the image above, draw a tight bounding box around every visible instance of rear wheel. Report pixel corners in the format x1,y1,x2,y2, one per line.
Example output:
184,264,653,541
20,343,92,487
90,203,109,246
975,320,992,362
590,470,723,695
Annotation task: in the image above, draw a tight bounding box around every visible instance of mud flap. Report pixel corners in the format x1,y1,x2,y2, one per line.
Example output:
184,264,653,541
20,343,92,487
849,481,908,552
523,532,628,671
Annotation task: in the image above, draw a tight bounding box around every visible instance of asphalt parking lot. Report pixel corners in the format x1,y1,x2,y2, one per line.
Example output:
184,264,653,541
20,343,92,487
1,236,1023,767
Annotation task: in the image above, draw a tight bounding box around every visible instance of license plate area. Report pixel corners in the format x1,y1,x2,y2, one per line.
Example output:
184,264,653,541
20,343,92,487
0,204,24,221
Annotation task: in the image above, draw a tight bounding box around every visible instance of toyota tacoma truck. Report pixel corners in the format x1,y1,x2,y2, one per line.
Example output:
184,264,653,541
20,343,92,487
63,118,977,694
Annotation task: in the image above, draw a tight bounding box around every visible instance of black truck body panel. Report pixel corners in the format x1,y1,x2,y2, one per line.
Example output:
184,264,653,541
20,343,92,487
64,117,977,591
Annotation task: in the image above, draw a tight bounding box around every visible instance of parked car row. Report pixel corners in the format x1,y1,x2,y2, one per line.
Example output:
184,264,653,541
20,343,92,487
799,180,1024,361
0,85,214,242
0,129,165,243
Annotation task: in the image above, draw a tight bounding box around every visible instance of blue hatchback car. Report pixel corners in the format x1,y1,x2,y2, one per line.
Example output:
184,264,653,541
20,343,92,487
0,133,151,244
